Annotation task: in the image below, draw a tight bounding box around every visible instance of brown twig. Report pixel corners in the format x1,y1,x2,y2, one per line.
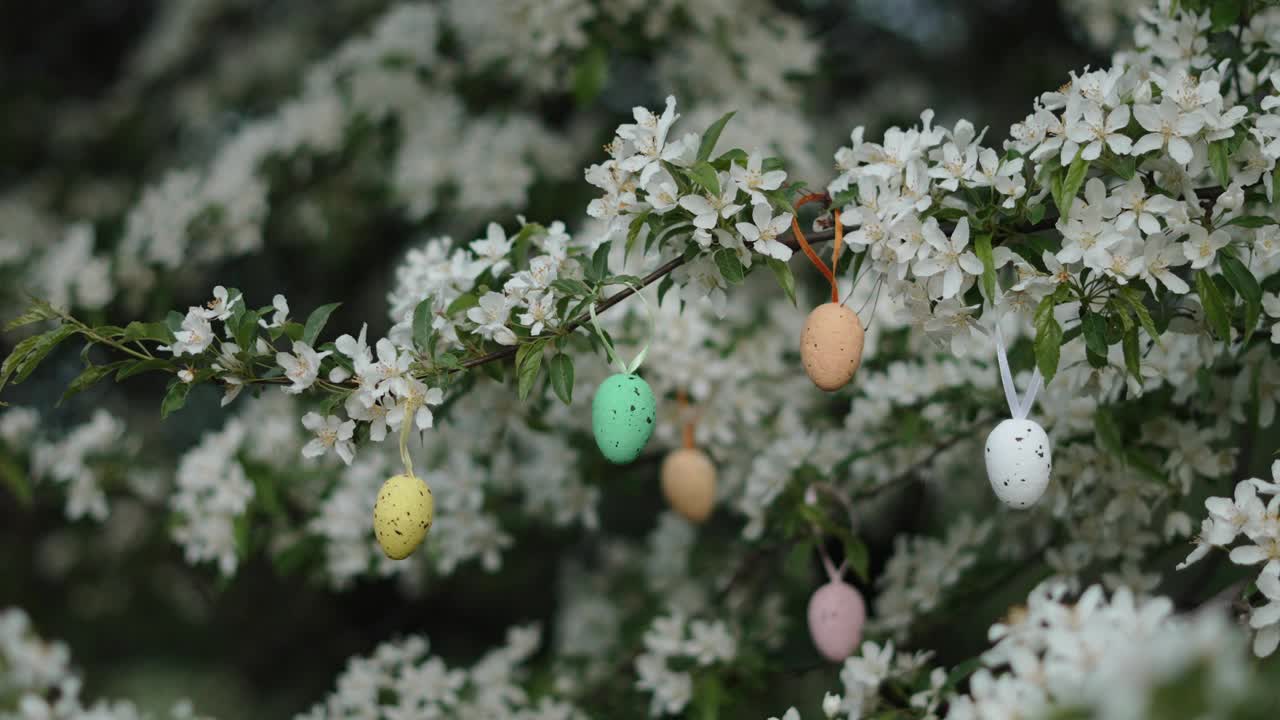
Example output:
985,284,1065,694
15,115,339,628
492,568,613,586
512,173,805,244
458,222,843,371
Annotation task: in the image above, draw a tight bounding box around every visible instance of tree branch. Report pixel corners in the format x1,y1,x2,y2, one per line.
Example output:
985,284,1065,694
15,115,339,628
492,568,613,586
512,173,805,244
458,224,840,371
458,184,1226,373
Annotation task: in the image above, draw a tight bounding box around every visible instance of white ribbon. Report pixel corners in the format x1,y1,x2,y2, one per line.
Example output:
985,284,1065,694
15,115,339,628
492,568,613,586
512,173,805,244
993,325,1043,420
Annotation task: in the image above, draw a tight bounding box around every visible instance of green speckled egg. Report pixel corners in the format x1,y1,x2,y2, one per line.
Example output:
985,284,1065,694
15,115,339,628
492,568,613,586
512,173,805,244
592,373,657,464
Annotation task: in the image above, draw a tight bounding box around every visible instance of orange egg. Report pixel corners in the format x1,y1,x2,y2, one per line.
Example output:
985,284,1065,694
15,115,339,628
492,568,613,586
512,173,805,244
800,302,864,391
660,447,716,523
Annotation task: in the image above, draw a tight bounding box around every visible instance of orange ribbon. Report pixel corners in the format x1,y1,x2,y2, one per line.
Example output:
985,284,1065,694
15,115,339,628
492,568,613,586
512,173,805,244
677,389,694,449
790,193,841,304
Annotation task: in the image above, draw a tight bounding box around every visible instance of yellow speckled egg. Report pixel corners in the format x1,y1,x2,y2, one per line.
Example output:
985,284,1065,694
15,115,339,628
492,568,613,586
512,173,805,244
372,473,434,560
660,448,716,523
800,302,864,391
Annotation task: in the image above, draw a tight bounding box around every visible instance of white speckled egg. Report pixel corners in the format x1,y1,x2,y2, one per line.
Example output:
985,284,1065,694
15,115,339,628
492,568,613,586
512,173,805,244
800,303,864,391
807,580,866,662
984,418,1052,509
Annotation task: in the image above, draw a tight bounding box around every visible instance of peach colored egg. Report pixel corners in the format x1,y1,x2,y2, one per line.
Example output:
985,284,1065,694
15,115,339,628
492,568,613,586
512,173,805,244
800,303,864,391
807,580,866,662
660,448,716,523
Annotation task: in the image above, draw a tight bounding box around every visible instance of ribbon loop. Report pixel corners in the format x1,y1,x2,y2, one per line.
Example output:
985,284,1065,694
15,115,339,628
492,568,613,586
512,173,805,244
993,325,1043,420
588,279,657,375
805,482,858,584
790,193,842,304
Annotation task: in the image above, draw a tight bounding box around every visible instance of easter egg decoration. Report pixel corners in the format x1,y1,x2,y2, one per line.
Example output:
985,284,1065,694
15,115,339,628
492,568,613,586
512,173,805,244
790,202,864,391
985,326,1051,509
661,448,716,521
802,482,867,663
985,419,1052,509
371,392,436,559
592,373,657,464
660,396,716,522
800,303,865,391
807,579,867,663
588,281,659,464
373,473,434,559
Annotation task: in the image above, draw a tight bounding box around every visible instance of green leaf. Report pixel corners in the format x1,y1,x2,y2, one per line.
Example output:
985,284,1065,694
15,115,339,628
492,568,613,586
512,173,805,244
160,381,192,418
116,358,171,381
1094,407,1123,456
589,243,611,282
1033,298,1063,383
974,233,997,301
1027,203,1047,226
713,248,745,284
511,222,545,270
5,304,53,331
0,455,31,507
1057,151,1090,221
412,298,434,352
1100,151,1136,181
606,274,644,287
688,161,720,196
121,321,173,344
843,535,870,582
1219,252,1261,303
711,148,747,172
1081,313,1109,358
1117,288,1162,347
947,657,983,689
5,324,76,388
657,276,676,306
1211,0,1241,32
1220,252,1262,344
692,675,722,720
1195,270,1232,340
233,310,259,350
571,45,608,106
57,364,117,406
1208,138,1232,189
625,210,651,260
1122,325,1142,381
515,339,547,402
767,258,797,306
1223,215,1278,229
165,310,185,334
697,111,736,162
548,353,575,405
447,293,479,316
551,279,593,297
273,536,322,577
301,302,341,346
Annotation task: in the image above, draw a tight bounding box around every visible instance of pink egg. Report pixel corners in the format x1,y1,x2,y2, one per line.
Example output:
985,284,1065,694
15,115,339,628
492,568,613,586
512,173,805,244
807,580,866,662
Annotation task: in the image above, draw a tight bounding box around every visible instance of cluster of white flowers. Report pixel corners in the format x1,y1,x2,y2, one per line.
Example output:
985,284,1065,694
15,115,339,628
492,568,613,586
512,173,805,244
1178,461,1280,657
768,641,944,720
871,517,994,640
109,2,575,301
30,409,131,522
585,96,796,279
634,612,738,717
387,220,594,352
171,417,253,577
0,608,210,720
297,625,585,720
948,581,1252,719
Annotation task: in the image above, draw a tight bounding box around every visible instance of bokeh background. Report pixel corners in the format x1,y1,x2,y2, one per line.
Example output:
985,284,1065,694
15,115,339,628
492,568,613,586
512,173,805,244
0,1,1137,716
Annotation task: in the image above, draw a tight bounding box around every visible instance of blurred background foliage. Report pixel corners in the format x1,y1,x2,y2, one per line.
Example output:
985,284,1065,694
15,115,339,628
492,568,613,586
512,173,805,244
0,1,1143,717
